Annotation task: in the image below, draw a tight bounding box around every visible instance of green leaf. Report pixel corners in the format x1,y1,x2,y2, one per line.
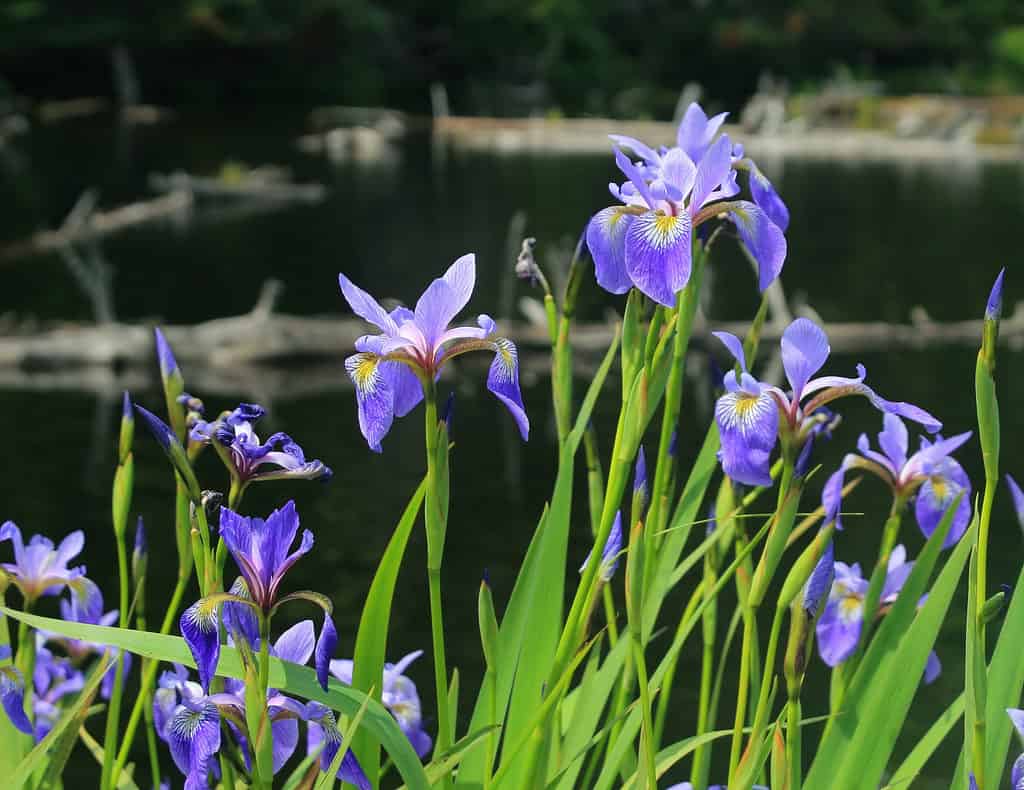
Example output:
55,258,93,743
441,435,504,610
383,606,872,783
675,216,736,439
349,478,425,785
882,692,964,789
553,628,632,789
0,607,431,790
281,743,325,790
417,726,499,787
983,543,1024,785
804,504,973,790
78,725,141,790
458,329,619,787
12,656,111,788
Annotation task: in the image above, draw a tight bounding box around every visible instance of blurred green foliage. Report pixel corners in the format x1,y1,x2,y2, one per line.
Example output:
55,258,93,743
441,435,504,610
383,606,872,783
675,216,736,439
0,0,1023,111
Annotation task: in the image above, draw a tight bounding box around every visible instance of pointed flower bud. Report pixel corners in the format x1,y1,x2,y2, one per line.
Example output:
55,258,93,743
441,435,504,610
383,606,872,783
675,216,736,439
986,267,1005,321
801,539,834,617
118,391,134,464
132,516,147,586
632,445,648,515
579,512,624,582
135,404,202,503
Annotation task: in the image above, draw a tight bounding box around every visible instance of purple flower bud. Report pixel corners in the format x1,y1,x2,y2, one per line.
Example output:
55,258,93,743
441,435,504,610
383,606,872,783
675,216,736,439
133,516,146,560
802,539,834,615
986,268,1005,321
154,328,178,379
122,391,133,420
668,429,679,458
633,445,647,496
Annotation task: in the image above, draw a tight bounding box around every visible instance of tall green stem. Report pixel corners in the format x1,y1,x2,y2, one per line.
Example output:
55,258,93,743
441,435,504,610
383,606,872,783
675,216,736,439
632,637,658,789
424,389,453,780
100,533,130,790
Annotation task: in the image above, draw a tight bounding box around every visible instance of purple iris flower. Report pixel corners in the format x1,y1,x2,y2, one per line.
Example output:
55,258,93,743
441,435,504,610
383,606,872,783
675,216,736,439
339,254,529,451
329,649,433,758
30,640,86,742
0,522,90,606
0,655,32,736
712,318,942,487
180,502,336,692
587,101,788,306
802,538,835,616
190,403,332,485
822,414,972,547
156,622,371,789
579,511,624,583
1006,708,1024,788
816,545,940,681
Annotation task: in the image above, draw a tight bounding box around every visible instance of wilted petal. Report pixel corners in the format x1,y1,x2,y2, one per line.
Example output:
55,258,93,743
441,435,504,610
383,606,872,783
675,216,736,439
168,697,221,789
915,457,972,548
0,666,32,735
749,163,790,231
714,389,778,486
345,353,395,452
586,207,634,294
781,318,830,399
487,339,529,440
180,600,221,693
316,614,338,692
728,201,787,292
624,211,692,307
816,597,863,667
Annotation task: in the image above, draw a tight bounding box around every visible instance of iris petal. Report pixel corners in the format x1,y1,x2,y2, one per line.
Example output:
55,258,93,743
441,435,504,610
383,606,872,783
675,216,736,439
316,614,338,692
169,697,221,790
345,353,395,452
624,211,692,307
586,207,634,294
915,457,972,548
877,413,909,471
714,389,778,486
728,200,787,292
0,667,32,735
487,339,530,440
816,598,863,667
781,318,830,399
180,600,221,693
749,163,790,231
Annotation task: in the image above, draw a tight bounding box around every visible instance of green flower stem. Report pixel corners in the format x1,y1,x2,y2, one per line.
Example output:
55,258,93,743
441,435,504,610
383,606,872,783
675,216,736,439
687,560,719,785
729,609,758,781
423,389,453,780
749,606,784,749
632,635,658,789
786,697,802,790
109,568,191,787
99,529,131,790
856,507,903,657
134,602,162,790
655,581,706,749
551,244,585,443
647,246,705,552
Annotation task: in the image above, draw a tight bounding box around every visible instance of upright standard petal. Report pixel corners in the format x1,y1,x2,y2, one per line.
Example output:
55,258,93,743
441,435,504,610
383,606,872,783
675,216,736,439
487,339,530,440
689,134,734,210
586,207,634,294
414,255,477,348
345,353,395,452
315,614,338,692
781,318,830,399
877,413,909,472
222,578,260,650
728,201,787,292
338,273,398,335
180,600,221,693
712,330,748,371
624,211,692,307
676,102,728,163
822,464,848,530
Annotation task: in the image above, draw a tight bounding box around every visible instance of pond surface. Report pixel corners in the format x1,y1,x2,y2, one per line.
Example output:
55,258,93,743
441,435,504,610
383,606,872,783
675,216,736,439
1,112,1023,787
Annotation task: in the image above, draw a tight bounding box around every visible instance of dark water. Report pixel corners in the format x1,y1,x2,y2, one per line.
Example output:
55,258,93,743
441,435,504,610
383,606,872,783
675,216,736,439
1,113,1023,787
